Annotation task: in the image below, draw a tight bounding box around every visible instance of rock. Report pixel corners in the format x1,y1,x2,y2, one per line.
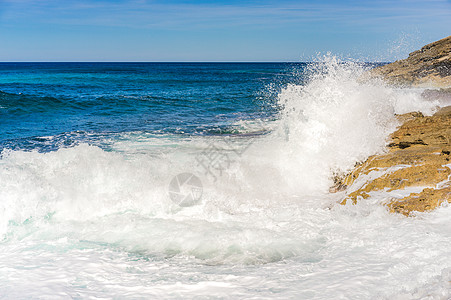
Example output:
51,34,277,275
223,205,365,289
390,108,451,149
388,185,451,216
371,36,451,87
337,106,451,216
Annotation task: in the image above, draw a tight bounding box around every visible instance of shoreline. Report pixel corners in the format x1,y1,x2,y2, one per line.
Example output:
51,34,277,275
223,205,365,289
333,36,451,216
334,105,451,216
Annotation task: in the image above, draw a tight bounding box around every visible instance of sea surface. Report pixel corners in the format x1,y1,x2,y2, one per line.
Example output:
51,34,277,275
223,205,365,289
0,61,450,299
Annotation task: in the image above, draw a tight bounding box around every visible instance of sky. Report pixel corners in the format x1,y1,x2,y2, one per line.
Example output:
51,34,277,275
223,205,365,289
0,0,450,62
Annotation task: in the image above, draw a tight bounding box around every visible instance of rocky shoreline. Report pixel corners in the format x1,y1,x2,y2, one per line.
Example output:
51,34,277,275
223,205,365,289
333,36,451,216
336,107,451,216
371,35,451,87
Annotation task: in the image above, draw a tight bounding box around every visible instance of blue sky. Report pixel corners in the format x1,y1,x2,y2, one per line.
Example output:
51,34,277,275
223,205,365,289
0,0,450,61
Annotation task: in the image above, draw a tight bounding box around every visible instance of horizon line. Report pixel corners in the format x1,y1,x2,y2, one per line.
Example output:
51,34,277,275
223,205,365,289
0,61,391,64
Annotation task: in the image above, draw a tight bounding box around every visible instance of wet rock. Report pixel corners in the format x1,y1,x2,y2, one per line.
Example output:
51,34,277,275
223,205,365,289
337,106,451,216
388,185,451,216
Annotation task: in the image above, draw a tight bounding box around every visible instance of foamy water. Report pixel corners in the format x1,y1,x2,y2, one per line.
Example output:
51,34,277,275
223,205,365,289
0,59,450,299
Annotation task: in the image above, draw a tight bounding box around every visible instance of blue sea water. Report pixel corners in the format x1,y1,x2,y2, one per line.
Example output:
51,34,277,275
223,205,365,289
1,61,450,299
0,62,301,151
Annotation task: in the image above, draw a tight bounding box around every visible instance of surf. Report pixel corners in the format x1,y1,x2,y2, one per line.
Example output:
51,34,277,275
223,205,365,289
0,58,450,298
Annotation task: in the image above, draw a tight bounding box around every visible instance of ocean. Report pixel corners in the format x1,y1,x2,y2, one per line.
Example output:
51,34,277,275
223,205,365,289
0,60,450,299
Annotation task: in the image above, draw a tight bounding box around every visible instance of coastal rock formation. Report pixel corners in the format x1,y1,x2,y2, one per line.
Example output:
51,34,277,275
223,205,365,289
337,107,451,216
371,35,451,87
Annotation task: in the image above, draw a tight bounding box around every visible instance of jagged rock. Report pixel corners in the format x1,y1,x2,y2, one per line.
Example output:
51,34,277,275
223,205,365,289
371,36,451,87
342,162,450,205
388,185,451,216
337,106,451,216
389,109,451,149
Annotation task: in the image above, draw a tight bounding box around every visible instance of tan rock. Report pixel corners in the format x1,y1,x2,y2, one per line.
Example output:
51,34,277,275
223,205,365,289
336,106,451,216
342,163,450,205
389,108,451,149
388,185,451,216
371,36,451,87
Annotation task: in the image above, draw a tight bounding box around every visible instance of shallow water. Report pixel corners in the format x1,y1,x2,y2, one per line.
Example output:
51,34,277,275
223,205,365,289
0,60,449,299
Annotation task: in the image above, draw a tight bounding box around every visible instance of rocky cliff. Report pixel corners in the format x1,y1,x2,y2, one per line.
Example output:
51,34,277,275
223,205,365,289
371,35,451,87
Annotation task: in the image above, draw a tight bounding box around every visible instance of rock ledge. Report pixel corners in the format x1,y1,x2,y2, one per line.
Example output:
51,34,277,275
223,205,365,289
335,107,451,216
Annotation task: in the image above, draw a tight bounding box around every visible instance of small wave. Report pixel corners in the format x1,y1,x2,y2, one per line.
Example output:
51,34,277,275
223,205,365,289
0,90,68,113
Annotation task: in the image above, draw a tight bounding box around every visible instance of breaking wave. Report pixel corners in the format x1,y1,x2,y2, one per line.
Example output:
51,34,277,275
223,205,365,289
0,57,449,299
